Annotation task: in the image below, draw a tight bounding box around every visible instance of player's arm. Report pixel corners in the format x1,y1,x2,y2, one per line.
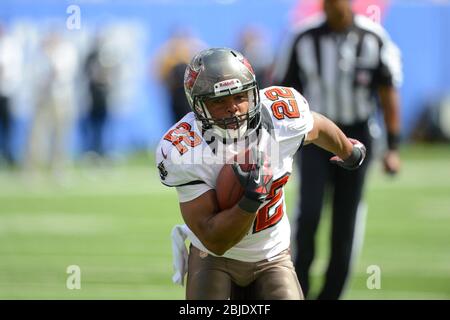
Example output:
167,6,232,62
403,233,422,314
180,190,257,256
179,150,272,256
305,112,366,169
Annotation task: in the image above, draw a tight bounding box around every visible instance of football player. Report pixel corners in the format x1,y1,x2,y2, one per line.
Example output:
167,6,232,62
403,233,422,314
156,48,366,299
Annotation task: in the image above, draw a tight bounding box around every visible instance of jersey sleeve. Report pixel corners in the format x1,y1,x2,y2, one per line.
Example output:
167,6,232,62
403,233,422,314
176,183,212,203
156,138,212,203
289,88,314,136
261,86,314,142
376,37,403,88
356,15,403,89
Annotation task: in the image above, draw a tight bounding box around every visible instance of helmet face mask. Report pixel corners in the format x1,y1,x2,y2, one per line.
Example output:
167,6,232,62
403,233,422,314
184,48,261,140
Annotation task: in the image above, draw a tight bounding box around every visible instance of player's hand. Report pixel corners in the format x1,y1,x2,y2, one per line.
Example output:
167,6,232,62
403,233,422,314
383,150,400,175
330,138,366,170
231,149,273,213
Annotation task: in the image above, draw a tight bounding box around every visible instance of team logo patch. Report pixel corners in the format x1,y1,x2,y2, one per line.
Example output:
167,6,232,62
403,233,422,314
240,57,255,75
158,161,168,180
185,66,199,91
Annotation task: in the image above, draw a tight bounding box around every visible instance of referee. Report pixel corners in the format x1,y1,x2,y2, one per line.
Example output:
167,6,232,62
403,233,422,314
272,0,402,299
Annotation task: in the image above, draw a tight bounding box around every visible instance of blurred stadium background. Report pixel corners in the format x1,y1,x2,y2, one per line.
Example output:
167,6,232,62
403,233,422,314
0,0,449,299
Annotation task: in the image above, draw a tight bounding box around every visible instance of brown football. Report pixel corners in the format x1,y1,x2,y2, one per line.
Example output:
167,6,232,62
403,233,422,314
215,149,254,211
215,164,245,211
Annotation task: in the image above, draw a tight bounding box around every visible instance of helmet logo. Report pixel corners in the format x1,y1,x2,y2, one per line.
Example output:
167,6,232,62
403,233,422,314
241,57,255,75
214,79,243,94
185,66,199,91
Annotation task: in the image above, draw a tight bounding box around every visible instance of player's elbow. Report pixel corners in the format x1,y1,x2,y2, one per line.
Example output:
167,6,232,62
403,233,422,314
203,240,231,256
199,225,235,256
211,247,227,256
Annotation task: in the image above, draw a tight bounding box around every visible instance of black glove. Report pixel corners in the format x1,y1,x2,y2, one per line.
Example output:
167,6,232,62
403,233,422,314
231,149,273,213
330,138,366,170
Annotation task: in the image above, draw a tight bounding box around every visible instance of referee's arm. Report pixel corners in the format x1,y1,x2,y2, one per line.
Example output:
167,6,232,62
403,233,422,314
378,85,401,174
376,39,403,175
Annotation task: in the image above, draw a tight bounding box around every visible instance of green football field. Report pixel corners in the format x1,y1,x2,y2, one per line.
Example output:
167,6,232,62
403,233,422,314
0,144,449,299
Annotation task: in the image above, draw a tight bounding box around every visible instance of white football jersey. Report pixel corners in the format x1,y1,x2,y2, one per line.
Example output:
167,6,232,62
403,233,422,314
156,86,314,262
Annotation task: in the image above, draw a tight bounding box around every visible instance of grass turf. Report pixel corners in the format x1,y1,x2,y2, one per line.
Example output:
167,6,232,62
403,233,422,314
0,144,449,299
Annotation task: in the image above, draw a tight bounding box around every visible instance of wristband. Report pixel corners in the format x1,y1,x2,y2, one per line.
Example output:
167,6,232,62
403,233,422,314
238,196,262,214
387,132,400,150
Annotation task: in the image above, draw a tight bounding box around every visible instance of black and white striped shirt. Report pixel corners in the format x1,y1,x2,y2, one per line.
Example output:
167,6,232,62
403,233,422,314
273,14,403,126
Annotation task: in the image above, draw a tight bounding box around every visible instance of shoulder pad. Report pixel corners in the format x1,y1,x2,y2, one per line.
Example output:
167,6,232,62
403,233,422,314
259,86,314,141
156,113,205,187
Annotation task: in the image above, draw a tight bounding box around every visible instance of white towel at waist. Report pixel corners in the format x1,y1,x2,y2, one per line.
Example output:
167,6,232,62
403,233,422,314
170,224,190,286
